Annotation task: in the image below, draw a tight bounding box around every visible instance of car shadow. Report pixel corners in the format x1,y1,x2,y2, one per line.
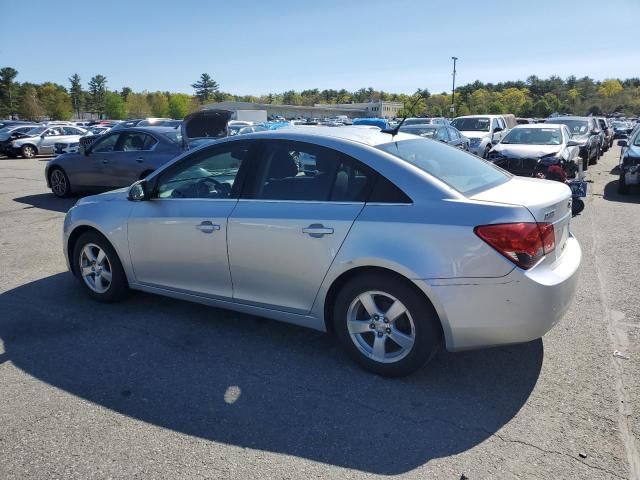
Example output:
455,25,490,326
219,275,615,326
0,273,543,474
603,180,640,204
13,193,76,213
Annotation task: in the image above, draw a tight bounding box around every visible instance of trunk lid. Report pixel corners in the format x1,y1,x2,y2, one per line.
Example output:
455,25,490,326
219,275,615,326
471,176,573,263
181,109,233,147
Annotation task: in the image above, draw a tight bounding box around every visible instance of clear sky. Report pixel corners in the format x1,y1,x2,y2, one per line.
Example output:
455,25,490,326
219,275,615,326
2,0,639,95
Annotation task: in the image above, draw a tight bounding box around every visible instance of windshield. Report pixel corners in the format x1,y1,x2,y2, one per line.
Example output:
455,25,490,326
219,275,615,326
612,122,626,128
502,127,562,145
399,126,437,138
26,127,46,136
377,137,509,195
451,117,490,132
0,126,14,134
546,119,589,136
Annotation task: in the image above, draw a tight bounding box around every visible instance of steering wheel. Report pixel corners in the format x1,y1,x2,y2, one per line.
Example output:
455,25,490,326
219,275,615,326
196,177,230,197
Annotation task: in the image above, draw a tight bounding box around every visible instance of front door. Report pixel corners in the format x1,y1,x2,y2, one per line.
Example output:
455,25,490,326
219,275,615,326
127,141,250,299
228,140,372,314
69,132,121,188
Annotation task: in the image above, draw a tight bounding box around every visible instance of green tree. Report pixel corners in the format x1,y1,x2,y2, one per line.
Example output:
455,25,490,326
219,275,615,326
0,67,19,119
487,101,505,114
148,92,169,117
68,73,83,119
191,73,219,104
87,74,108,117
126,93,151,118
532,99,552,117
105,91,127,119
598,79,623,97
168,93,192,118
120,87,132,101
18,86,43,121
39,84,72,120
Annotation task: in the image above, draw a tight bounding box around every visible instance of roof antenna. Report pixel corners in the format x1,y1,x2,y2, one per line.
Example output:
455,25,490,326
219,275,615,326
382,89,424,137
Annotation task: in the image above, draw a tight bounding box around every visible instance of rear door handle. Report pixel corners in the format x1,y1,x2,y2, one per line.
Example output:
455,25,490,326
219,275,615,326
102,159,108,164
196,221,221,233
302,224,334,238
136,157,144,163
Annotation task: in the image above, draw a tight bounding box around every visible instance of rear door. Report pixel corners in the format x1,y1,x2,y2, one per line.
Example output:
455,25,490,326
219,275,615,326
40,127,64,154
227,140,374,314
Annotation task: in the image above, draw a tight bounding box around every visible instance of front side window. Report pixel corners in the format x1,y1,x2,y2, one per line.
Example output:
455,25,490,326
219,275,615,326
91,133,120,153
63,127,83,135
156,143,248,199
249,141,373,202
448,127,460,139
377,137,509,196
436,128,449,141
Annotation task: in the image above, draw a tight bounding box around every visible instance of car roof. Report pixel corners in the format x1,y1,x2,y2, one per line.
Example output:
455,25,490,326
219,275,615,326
546,116,589,121
239,125,416,147
400,124,439,129
512,123,562,129
120,126,177,134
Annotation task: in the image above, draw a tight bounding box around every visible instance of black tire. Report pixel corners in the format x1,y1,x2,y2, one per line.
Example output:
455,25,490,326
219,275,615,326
333,272,442,377
582,154,589,171
618,173,628,194
483,145,491,159
72,231,129,303
21,144,37,159
49,167,72,198
589,146,598,165
571,198,584,215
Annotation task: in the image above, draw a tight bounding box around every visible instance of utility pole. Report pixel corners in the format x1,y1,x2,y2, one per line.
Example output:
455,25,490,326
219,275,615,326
451,56,458,118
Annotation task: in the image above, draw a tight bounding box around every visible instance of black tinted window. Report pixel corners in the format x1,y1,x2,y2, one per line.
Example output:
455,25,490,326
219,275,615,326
91,133,120,153
369,176,412,203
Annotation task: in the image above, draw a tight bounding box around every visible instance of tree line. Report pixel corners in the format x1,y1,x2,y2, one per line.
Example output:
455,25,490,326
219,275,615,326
1,68,640,121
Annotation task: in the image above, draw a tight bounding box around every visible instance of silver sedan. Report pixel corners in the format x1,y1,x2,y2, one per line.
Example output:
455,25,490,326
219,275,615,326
62,127,581,376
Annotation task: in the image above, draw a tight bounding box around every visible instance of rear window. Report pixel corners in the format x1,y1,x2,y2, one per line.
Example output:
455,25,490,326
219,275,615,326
377,138,509,196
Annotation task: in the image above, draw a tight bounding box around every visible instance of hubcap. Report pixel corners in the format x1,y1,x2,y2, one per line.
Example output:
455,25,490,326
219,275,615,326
50,171,66,196
347,291,415,364
23,146,35,158
79,243,112,294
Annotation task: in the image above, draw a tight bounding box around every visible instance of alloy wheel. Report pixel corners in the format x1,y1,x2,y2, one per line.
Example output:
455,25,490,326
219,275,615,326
79,243,113,294
22,145,36,158
346,291,416,363
50,170,67,196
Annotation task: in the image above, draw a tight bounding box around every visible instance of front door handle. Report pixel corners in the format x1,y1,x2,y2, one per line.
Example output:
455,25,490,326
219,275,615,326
302,224,334,238
135,157,144,163
102,159,108,164
196,221,221,233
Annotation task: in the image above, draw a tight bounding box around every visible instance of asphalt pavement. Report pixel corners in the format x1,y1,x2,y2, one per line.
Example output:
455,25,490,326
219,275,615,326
0,149,638,479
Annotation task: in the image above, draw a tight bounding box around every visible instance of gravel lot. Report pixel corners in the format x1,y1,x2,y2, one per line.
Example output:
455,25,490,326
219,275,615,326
0,149,638,479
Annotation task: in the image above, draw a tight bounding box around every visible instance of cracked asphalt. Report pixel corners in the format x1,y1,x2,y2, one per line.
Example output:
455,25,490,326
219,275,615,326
0,148,638,479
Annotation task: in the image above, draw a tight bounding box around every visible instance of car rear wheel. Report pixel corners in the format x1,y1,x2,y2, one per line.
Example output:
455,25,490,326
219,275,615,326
334,272,442,377
21,144,36,159
49,168,72,198
72,231,129,303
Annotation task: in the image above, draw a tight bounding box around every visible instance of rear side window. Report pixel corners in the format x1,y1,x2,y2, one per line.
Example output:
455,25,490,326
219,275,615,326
377,138,509,196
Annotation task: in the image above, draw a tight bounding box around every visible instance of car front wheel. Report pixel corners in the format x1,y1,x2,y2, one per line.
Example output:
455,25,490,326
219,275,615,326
72,231,129,302
618,173,628,194
334,272,442,377
21,144,37,159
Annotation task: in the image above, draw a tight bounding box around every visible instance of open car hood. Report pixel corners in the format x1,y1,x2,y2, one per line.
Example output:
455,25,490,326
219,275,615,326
181,109,232,145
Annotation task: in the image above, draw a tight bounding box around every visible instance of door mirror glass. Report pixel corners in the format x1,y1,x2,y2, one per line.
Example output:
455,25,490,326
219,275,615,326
566,140,579,147
128,180,149,201
617,139,628,147
491,138,500,145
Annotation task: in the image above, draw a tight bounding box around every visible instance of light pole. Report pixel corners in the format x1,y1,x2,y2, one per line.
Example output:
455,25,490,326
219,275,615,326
451,56,458,118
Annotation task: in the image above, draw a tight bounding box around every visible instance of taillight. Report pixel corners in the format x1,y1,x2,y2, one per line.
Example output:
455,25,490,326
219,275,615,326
474,222,555,270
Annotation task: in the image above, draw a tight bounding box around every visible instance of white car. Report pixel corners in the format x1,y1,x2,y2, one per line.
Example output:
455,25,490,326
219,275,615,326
54,126,111,155
7,125,86,158
451,115,511,158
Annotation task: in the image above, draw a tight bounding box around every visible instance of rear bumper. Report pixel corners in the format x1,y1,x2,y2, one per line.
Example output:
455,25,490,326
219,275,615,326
425,235,581,351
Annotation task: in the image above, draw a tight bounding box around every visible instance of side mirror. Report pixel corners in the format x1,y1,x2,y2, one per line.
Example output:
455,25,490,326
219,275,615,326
493,127,503,133
79,144,88,155
590,129,600,135
40,133,47,138
566,140,579,147
491,138,500,145
128,180,150,201
617,139,628,147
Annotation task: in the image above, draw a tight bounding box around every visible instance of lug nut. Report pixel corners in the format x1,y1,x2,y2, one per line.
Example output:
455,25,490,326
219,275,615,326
373,314,379,320
383,317,389,323
369,323,375,329
377,331,384,337
386,328,391,334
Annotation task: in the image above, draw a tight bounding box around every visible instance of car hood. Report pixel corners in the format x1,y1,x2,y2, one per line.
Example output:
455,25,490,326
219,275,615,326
492,144,561,158
459,131,491,140
75,188,129,206
181,109,233,145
